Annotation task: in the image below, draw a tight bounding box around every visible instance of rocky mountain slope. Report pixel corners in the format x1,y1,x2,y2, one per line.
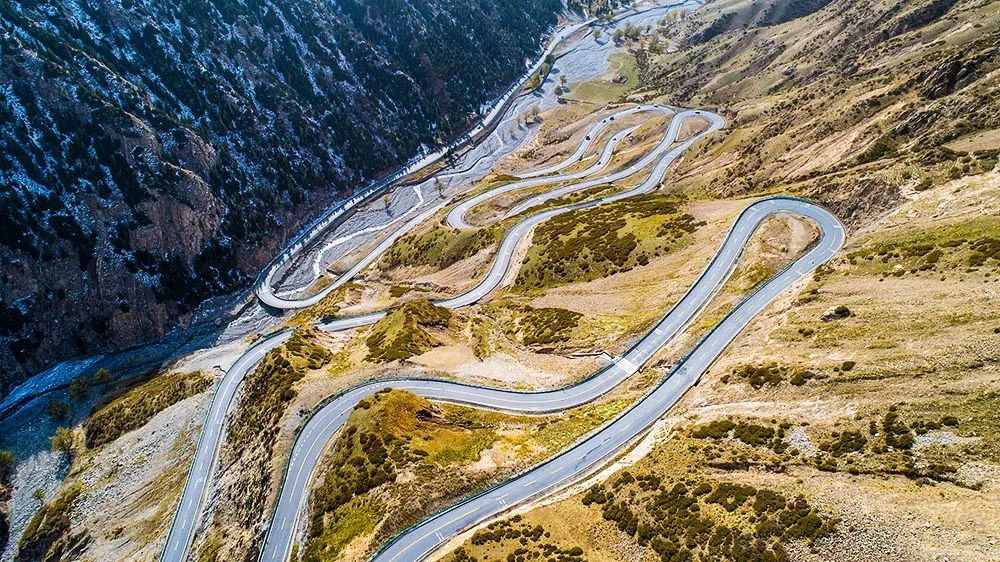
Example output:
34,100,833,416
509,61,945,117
639,0,998,222
0,0,562,394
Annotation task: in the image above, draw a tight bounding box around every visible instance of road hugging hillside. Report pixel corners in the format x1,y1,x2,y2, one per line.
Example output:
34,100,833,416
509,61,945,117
161,96,844,562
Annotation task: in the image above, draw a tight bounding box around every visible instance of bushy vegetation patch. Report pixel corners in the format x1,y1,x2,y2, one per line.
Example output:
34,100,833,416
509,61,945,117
447,516,585,562
82,371,212,449
690,419,790,454
690,419,736,439
302,391,628,560
819,430,867,457
483,302,583,348
722,362,819,388
846,219,1000,276
580,471,836,562
798,404,990,482
469,315,508,359
16,483,87,562
303,390,499,561
380,224,499,270
366,299,453,362
514,194,701,291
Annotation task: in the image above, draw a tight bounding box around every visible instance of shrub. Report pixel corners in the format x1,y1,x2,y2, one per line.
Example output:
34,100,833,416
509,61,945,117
706,482,757,512
819,430,867,456
882,410,915,450
50,427,74,453
732,363,783,388
733,422,775,447
691,419,735,439
789,369,817,386
0,450,15,484
68,377,89,401
856,137,897,164
92,368,113,385
45,399,70,422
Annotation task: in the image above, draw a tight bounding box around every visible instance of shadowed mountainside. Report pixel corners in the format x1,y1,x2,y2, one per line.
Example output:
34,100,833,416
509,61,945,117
0,0,563,393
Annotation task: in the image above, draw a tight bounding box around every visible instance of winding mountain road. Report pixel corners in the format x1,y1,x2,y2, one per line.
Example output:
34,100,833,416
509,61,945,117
253,17,596,311
260,197,843,562
259,105,718,312
162,106,718,562
447,106,713,230
445,104,674,229
161,103,843,562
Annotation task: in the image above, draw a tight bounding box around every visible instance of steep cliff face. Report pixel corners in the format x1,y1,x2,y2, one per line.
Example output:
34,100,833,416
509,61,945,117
0,0,563,392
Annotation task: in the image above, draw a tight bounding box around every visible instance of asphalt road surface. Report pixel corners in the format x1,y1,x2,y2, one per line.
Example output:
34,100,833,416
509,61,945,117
259,197,844,562
444,104,672,229
449,107,715,229
257,106,718,310
161,105,840,562
161,107,714,562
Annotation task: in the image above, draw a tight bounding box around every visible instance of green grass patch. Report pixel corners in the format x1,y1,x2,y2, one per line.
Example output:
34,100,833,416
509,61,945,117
846,217,1000,276
304,498,383,561
380,223,499,270
514,194,701,291
468,315,511,359
483,301,583,347
83,371,212,449
365,299,452,362
524,399,631,455
303,391,635,559
565,51,640,104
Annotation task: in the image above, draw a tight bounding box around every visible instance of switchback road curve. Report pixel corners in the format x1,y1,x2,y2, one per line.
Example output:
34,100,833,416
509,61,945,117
161,106,720,562
260,103,670,308
446,106,712,230
258,105,719,309
260,198,845,562
252,16,596,312
162,107,842,562
163,108,726,562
